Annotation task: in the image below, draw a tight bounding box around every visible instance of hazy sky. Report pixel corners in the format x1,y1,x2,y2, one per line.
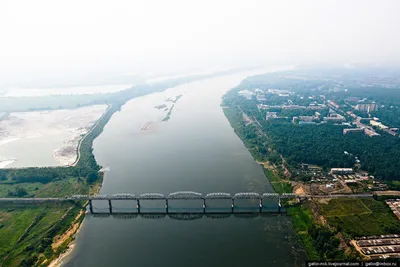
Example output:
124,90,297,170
1,0,400,87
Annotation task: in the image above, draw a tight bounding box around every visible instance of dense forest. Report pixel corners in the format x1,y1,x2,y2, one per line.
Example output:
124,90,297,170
223,70,400,183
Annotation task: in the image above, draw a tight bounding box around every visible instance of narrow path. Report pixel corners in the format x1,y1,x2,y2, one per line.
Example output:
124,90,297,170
71,104,112,167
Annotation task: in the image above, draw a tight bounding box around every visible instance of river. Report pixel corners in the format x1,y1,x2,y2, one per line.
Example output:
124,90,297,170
63,70,306,267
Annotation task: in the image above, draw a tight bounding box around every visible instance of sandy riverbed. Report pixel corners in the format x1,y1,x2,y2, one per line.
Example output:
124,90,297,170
0,105,108,168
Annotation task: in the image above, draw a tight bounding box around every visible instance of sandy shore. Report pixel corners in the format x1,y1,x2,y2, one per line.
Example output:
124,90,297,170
0,105,108,168
48,210,86,267
48,243,77,267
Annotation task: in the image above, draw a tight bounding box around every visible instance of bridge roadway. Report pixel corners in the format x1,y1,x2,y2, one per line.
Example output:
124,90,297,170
0,191,373,203
0,192,374,202
0,191,374,214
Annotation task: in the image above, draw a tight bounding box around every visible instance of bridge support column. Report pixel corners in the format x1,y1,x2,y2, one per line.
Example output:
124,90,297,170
89,200,93,213
166,199,169,213
203,198,206,213
108,199,112,213
136,199,141,213
259,198,263,213
231,198,234,212
278,199,281,213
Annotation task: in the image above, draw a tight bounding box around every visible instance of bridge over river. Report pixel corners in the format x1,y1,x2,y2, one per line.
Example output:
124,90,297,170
0,191,374,214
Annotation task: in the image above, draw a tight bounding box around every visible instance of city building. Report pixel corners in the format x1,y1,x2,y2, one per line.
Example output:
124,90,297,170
370,120,388,129
323,114,345,123
327,100,339,109
267,89,293,95
386,199,400,220
238,90,253,100
382,128,398,137
256,94,266,101
282,105,307,109
364,128,381,137
299,121,317,125
266,112,278,120
331,168,354,174
298,116,316,122
257,104,281,110
307,104,327,110
356,103,378,113
343,128,364,135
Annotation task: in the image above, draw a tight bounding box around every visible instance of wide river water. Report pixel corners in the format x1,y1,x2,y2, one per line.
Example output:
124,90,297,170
63,70,306,267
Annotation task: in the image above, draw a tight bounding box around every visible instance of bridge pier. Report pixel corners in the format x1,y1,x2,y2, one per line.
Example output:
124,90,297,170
108,199,112,213
166,199,169,213
231,198,234,212
203,198,206,213
278,199,281,213
89,200,93,213
137,199,141,213
259,198,263,213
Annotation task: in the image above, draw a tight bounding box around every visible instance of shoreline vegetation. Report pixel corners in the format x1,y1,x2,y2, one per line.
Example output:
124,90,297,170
221,78,400,262
0,70,241,266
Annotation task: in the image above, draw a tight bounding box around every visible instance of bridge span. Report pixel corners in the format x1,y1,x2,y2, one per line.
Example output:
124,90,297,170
0,192,373,214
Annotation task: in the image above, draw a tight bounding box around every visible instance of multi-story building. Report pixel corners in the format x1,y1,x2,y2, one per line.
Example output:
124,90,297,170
331,168,354,174
298,116,316,122
356,103,378,113
364,128,381,137
238,90,253,100
370,120,388,129
256,94,266,101
323,114,345,123
266,112,278,120
327,100,339,109
382,128,398,136
343,128,364,135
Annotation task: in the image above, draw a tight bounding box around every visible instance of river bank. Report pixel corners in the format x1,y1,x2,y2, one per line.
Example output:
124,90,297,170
0,105,108,168
220,78,400,262
47,175,104,267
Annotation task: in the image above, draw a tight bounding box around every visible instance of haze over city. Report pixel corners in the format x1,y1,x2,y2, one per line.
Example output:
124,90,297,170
1,1,400,266
1,0,400,88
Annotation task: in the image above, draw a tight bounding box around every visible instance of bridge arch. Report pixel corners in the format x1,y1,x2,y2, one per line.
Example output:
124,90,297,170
205,192,232,199
91,194,109,200
112,193,137,199
168,191,203,199
139,193,165,199
233,192,260,199
262,193,280,199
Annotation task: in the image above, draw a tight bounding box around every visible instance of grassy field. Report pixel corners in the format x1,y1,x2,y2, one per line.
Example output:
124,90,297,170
0,202,83,266
0,177,88,198
262,167,292,194
0,176,98,266
286,204,320,260
318,198,400,237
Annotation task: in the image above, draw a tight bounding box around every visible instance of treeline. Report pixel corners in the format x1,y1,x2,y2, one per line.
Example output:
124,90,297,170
223,82,400,182
308,226,346,260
